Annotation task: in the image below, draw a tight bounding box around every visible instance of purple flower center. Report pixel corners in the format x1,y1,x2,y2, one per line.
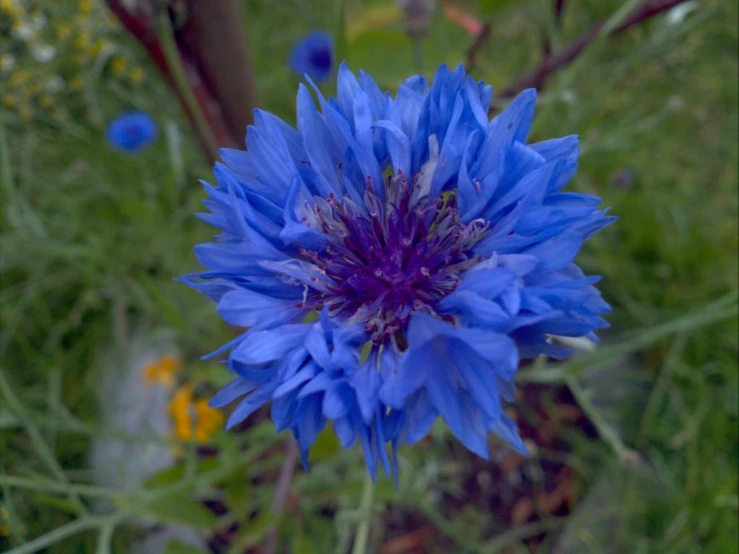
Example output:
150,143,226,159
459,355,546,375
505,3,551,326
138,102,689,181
300,173,488,343
124,125,142,140
308,48,332,73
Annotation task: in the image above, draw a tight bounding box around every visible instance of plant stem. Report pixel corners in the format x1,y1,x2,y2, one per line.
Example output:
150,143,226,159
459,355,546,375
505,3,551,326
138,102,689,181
263,435,298,554
0,371,88,515
0,475,123,500
351,472,375,554
156,13,219,161
5,516,102,554
500,0,691,98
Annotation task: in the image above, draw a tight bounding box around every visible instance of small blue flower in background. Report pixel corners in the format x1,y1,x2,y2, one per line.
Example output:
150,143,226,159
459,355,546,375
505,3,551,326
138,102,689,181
290,31,334,82
107,111,157,153
611,167,635,189
183,63,615,482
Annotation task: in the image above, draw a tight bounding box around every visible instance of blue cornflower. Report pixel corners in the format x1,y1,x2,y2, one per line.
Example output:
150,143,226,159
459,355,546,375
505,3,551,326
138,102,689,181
106,111,157,153
183,64,615,481
290,31,334,82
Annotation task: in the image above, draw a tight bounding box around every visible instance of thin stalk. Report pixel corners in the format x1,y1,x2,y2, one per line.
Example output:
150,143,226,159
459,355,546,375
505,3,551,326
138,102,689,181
351,472,375,554
5,516,102,554
0,371,88,515
263,436,299,554
0,475,124,500
155,13,219,160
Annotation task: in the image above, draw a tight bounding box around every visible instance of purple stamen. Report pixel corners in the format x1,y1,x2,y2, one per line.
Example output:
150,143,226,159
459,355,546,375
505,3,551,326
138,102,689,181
299,174,488,343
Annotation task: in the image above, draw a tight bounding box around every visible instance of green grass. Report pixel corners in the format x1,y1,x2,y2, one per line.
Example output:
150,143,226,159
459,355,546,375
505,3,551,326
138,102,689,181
1,0,737,553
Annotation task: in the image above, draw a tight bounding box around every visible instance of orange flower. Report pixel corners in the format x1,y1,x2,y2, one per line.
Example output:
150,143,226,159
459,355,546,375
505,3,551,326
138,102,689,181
168,384,224,443
142,354,182,388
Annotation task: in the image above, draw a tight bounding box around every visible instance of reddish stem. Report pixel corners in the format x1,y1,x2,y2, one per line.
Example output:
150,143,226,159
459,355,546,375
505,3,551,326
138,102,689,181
501,0,690,98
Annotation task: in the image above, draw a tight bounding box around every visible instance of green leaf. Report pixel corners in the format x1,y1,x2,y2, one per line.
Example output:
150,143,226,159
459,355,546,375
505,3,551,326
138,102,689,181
347,4,403,41
163,540,210,554
143,458,220,489
140,491,218,530
229,510,275,552
293,532,317,554
308,425,341,464
0,408,21,429
221,467,252,520
478,0,520,18
32,494,83,516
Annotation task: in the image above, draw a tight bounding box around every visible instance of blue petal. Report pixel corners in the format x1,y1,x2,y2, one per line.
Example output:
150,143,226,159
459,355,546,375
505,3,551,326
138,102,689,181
404,390,438,444
217,288,303,330
492,413,528,456
226,382,277,429
486,89,537,151
322,381,355,419
231,325,310,365
209,377,259,408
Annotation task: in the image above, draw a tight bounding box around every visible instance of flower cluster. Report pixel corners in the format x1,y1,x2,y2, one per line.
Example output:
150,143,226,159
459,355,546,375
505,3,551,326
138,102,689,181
1,0,144,122
169,384,225,444
184,64,614,480
140,354,224,444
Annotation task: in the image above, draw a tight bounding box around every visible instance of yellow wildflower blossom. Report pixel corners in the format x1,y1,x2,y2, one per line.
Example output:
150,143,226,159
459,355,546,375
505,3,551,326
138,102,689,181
130,66,144,84
75,31,91,51
57,22,73,40
70,75,84,90
8,70,30,89
90,39,111,58
79,0,94,14
143,354,182,388
111,56,127,76
194,399,224,442
0,0,22,18
168,384,224,443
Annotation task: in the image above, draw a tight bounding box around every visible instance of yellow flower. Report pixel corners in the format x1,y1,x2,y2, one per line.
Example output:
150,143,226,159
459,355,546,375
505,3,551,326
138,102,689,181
143,354,182,388
169,384,194,440
0,0,22,18
57,22,73,40
3,94,17,109
39,94,53,108
168,384,224,443
8,70,30,89
75,31,91,51
130,66,144,84
70,75,84,90
194,399,224,442
90,38,111,58
111,56,127,76
79,0,94,14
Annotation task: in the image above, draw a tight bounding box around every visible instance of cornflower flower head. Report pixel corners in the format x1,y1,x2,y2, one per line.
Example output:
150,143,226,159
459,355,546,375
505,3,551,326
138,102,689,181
290,31,334,82
183,64,615,481
106,111,157,153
